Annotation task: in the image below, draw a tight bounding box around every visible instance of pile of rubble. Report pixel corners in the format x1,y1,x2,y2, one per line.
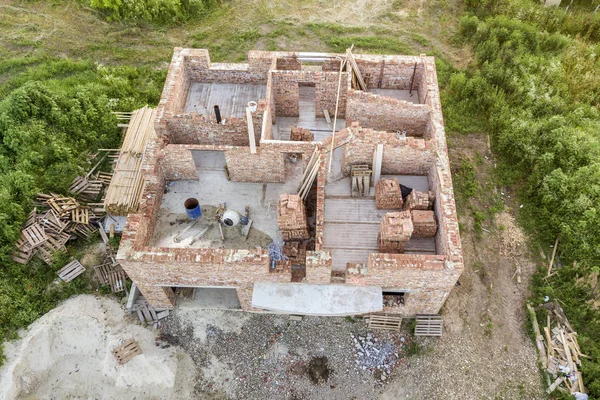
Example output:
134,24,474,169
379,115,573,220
351,332,398,381
277,194,309,240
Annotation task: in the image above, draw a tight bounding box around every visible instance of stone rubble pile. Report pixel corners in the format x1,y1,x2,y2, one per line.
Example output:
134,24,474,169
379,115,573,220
351,332,398,381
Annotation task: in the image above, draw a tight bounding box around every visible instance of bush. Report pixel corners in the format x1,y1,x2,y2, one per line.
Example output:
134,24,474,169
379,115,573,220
87,0,221,24
443,13,600,397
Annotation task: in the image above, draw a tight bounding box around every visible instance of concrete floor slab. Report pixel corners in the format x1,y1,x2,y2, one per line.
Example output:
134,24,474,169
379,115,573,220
370,89,419,103
273,87,345,140
251,282,382,316
325,175,429,197
151,161,302,248
184,83,267,117
177,287,242,310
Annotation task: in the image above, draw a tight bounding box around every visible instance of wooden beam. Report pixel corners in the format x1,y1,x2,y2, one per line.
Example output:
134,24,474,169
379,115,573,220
246,107,256,154
547,237,559,277
372,144,383,186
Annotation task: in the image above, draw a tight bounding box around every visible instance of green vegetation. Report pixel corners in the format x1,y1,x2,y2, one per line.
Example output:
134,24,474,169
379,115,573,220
86,0,221,24
0,58,163,363
443,1,600,396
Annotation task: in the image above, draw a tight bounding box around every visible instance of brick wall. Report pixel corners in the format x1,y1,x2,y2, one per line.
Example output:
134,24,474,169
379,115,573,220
345,90,431,136
165,112,263,146
341,125,434,176
345,253,463,316
353,56,425,92
306,250,332,284
159,145,198,181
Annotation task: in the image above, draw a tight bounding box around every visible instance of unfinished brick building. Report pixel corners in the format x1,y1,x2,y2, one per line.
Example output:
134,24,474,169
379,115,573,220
116,48,463,317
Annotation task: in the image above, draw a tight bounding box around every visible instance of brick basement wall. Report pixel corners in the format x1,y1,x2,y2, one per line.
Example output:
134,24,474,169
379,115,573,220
341,125,435,176
159,145,198,181
353,56,425,92
345,253,463,316
345,90,431,136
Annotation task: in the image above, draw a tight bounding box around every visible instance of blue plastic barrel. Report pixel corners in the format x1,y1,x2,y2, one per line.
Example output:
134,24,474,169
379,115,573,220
184,198,202,219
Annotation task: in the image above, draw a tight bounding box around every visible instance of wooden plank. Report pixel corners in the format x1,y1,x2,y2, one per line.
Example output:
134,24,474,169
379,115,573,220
372,144,383,186
323,109,331,124
546,237,559,277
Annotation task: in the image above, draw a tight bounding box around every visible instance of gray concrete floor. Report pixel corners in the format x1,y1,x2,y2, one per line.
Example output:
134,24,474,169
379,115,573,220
184,83,267,117
177,287,242,310
370,89,419,103
150,159,303,248
273,86,345,141
323,174,434,270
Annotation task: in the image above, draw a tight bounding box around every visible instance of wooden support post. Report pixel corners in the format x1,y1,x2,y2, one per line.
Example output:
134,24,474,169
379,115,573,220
547,237,559,277
246,107,256,154
373,144,383,186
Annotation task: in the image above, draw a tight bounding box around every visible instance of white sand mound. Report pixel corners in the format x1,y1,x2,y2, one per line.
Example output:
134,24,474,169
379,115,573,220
0,295,196,400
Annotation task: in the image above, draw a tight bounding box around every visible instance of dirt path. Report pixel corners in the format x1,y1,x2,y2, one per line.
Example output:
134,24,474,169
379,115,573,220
380,134,546,399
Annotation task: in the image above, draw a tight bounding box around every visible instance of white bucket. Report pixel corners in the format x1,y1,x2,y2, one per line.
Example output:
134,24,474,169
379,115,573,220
248,101,258,112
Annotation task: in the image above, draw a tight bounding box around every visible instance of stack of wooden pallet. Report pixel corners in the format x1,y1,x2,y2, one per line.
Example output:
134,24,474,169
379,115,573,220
12,194,100,265
529,303,588,395
104,106,157,216
405,190,435,211
378,211,413,253
375,178,403,209
133,298,170,328
92,226,129,293
277,194,310,240
69,176,104,202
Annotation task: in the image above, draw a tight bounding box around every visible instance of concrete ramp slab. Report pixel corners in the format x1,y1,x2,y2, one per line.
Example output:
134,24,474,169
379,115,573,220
252,282,382,316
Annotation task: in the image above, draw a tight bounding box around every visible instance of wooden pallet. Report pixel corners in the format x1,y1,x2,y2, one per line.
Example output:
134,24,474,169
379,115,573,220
415,314,443,337
22,223,47,248
367,314,402,331
112,339,142,365
57,260,86,282
71,208,89,224
107,269,127,293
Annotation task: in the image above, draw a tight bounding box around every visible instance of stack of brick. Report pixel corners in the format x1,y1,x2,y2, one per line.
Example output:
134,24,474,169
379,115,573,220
405,190,435,211
277,194,310,240
378,211,413,253
283,241,307,264
375,178,403,209
270,260,292,274
290,126,314,142
411,210,437,237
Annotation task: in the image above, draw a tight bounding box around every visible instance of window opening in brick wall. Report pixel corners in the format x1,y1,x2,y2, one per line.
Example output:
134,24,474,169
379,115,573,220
382,290,407,307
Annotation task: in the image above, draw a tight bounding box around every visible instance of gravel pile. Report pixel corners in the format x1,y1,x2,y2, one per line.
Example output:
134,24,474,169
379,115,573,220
352,332,399,380
159,308,408,400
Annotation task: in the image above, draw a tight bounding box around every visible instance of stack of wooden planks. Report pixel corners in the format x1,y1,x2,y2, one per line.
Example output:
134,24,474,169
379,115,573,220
528,302,588,395
104,106,157,215
12,193,100,265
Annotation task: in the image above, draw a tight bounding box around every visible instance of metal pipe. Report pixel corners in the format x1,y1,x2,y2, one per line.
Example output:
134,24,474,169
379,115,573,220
214,105,222,124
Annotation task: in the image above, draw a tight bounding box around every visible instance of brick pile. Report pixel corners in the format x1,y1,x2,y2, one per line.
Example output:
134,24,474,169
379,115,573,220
290,126,314,142
375,178,403,209
378,211,413,253
411,210,437,237
277,194,309,240
283,241,307,264
405,190,435,210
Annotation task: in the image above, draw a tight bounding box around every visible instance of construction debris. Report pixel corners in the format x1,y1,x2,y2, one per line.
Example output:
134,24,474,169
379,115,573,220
12,193,102,265
351,332,397,380
134,298,170,328
69,176,103,202
290,126,314,142
104,106,157,215
528,302,588,395
277,194,310,240
375,178,403,209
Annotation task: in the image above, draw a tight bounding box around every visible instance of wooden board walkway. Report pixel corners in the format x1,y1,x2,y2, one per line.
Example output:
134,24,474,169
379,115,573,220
112,339,142,365
415,314,443,337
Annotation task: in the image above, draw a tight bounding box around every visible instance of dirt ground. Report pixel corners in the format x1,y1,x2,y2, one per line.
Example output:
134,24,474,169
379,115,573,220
380,134,546,399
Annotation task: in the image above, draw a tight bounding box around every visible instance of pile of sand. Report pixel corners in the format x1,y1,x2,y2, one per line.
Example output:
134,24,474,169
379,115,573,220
0,295,196,399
